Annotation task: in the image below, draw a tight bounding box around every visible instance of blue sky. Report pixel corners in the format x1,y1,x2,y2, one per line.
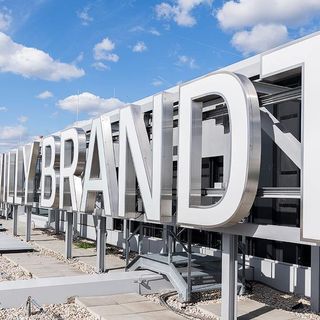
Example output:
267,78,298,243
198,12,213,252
0,0,320,152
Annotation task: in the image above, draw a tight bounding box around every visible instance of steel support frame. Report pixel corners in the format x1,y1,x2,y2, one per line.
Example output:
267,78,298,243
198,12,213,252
25,206,32,242
311,246,320,312
124,220,143,268
12,205,18,236
55,209,60,234
221,233,238,320
96,216,107,273
187,228,192,301
65,211,73,259
138,222,143,255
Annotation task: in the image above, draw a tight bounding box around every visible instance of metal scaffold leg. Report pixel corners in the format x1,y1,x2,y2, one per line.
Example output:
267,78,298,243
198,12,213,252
26,206,32,242
96,216,107,273
221,233,238,320
311,246,320,312
12,205,18,236
65,211,73,259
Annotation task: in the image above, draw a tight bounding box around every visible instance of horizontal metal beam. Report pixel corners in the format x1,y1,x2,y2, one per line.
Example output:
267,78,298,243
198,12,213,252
212,223,316,246
257,187,300,199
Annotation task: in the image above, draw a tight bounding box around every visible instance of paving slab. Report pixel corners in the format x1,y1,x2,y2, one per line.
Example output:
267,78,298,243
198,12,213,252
0,233,33,252
76,293,183,320
0,218,126,272
4,252,84,278
198,299,297,320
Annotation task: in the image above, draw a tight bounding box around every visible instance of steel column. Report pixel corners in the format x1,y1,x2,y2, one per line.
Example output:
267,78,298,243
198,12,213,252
311,246,320,312
138,222,143,255
73,211,78,239
163,224,168,254
187,228,192,301
65,211,73,259
55,210,60,234
12,205,18,236
221,233,238,320
124,219,130,266
96,216,107,273
25,206,32,242
167,226,172,264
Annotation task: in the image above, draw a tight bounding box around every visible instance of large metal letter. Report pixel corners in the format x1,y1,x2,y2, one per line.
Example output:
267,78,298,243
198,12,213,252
177,72,261,227
0,154,4,203
118,92,174,222
80,115,118,216
261,34,319,242
14,147,25,205
59,128,86,211
7,151,16,204
40,136,60,208
24,142,40,206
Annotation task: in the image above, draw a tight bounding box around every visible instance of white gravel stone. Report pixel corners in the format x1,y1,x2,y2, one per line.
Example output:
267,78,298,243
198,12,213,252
145,282,320,320
0,255,32,281
0,301,97,320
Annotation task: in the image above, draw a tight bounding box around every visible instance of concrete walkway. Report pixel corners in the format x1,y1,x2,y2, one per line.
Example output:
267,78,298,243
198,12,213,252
4,252,84,278
76,293,183,320
0,217,126,273
0,232,32,252
198,300,297,320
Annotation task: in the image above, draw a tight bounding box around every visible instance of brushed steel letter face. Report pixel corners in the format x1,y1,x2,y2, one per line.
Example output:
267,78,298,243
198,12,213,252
261,34,320,242
59,128,86,211
118,92,174,222
24,142,40,206
2,154,8,203
40,136,60,208
14,147,25,205
7,151,16,204
0,154,4,202
80,116,118,216
177,72,261,227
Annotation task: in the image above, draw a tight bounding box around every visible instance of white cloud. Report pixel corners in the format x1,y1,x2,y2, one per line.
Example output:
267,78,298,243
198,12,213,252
231,24,289,56
57,92,126,116
130,26,161,36
36,90,53,99
77,6,93,26
92,61,109,71
149,28,161,36
216,0,320,55
0,32,85,81
0,125,27,140
93,37,119,62
132,41,147,52
156,0,212,27
73,52,84,64
0,106,7,112
217,0,320,30
152,79,163,87
130,26,144,32
18,115,28,124
92,37,119,70
0,7,12,31
176,55,197,69
0,125,34,152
